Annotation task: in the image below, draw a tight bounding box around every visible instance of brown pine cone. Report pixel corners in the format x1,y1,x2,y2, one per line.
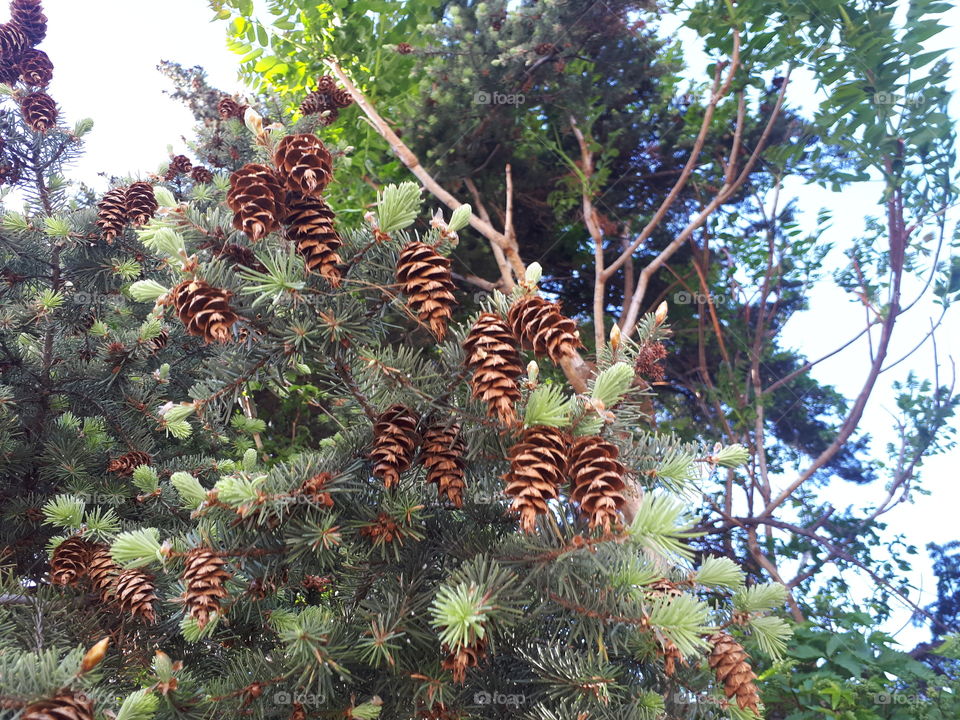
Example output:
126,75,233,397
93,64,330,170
227,163,284,241
181,548,232,628
51,536,93,586
316,75,337,93
396,42,414,54
286,193,342,286
289,703,307,720
299,471,334,508
0,22,27,60
149,329,169,354
218,96,247,121
567,435,627,531
396,241,457,340
534,42,556,55
299,90,337,125
9,0,47,47
441,639,487,685
19,90,57,132
209,241,265,272
331,86,353,108
369,404,419,489
87,544,120,601
114,569,158,623
190,165,214,184
125,181,158,226
0,59,20,85
708,632,761,714
170,279,239,344
421,422,467,507
96,187,128,242
274,133,333,197
18,48,52,86
22,691,94,720
507,295,582,364
165,154,192,179
502,425,569,533
462,313,522,427
106,450,152,476
0,160,20,185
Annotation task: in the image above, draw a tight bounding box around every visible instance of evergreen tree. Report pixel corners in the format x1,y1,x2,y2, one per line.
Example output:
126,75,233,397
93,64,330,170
0,21,788,720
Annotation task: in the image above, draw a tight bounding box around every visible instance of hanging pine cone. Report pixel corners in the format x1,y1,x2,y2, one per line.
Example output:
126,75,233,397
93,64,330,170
114,569,158,623
190,165,214,184
95,187,128,242
106,450,152,476
274,133,333,197
331,86,353,108
18,48,52,86
462,313,523,427
207,241,265,272
0,22,26,60
567,435,627,531
19,90,57,132
646,578,683,602
149,328,169,354
51,536,92,586
165,154,192,179
226,163,284,241
635,341,667,383
299,90,338,124
421,422,467,507
181,548,231,628
125,181,158,226
502,425,569,533
0,59,20,85
9,0,47,46
369,404,419,489
441,639,487,685
22,691,94,720
218,96,247,120
170,279,239,343
87,544,120,601
708,632,761,714
286,193,342,286
395,241,457,340
507,295,581,364
396,42,414,54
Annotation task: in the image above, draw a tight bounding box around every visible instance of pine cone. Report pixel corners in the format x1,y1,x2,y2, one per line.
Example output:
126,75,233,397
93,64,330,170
0,22,26,60
0,59,20,85
115,569,157,623
462,313,522,427
9,0,46,47
708,632,761,714
646,578,683,602
181,548,231,628
396,241,457,340
502,425,569,533
298,90,338,124
208,242,265,272
19,90,57,132
299,471,334,508
635,341,667,383
22,691,94,720
95,187,128,242
441,639,486,684
567,435,626,531
190,165,214,184
331,87,352,108
286,193,342,286
369,404,419,489
396,42,414,54
227,163,284,241
289,703,307,720
274,133,333,197
218,96,247,120
421,422,466,507
165,154,192,179
171,279,239,344
106,450,152,476
149,328,169,354
18,48,52,86
51,536,93,586
125,181,158,226
87,544,120,601
507,295,581,363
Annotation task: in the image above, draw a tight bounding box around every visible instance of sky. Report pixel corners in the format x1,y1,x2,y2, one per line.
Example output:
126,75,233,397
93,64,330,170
17,0,960,646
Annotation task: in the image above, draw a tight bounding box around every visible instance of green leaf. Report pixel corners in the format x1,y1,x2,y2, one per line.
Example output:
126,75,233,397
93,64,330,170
129,280,170,303
111,528,163,568
695,556,745,589
42,495,85,529
429,582,492,649
115,690,159,720
524,384,573,428
376,182,422,233
590,362,634,408
170,472,206,509
734,583,787,613
748,615,792,660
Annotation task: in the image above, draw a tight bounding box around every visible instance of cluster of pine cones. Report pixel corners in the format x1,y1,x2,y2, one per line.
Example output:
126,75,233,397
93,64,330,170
299,74,353,125
49,535,231,629
0,0,57,133
95,181,159,242
164,152,215,184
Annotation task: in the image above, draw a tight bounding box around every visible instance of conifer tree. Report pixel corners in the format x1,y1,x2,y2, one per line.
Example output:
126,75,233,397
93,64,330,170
1,49,789,719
